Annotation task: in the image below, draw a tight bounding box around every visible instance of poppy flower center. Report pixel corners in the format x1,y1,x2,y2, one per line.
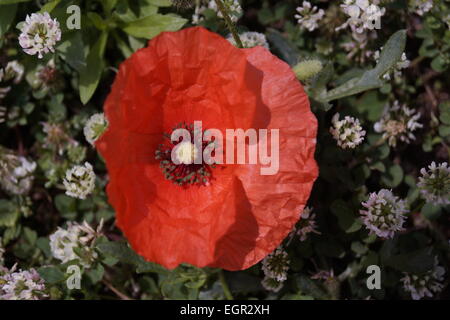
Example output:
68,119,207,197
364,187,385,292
155,122,217,187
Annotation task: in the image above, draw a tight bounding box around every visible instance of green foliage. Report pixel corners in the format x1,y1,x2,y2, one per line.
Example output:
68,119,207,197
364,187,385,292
0,0,448,301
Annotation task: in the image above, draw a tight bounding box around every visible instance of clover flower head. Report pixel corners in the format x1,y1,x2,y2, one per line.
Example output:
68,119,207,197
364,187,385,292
374,101,423,147
49,220,102,268
417,162,450,205
330,113,366,149
360,189,408,239
409,0,434,16
42,122,77,156
0,154,36,196
83,113,109,146
295,207,320,241
337,0,386,34
227,32,269,49
208,0,242,23
374,48,410,80
261,276,284,293
19,12,61,59
401,257,445,300
31,58,59,92
295,1,325,32
2,61,25,84
261,247,290,282
0,267,47,300
63,162,96,199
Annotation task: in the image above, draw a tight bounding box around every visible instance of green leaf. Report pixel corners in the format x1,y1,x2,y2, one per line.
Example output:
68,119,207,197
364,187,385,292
421,203,443,220
79,31,108,105
101,0,118,14
431,55,448,72
318,30,407,102
0,200,19,227
87,12,108,31
39,0,61,13
266,28,299,66
439,101,450,125
54,194,77,217
86,264,105,284
438,124,450,138
384,248,435,274
97,241,168,274
0,4,17,39
38,266,66,284
295,275,329,300
373,30,407,76
381,164,404,188
57,32,86,71
331,199,362,233
0,0,31,4
146,0,171,7
122,13,186,39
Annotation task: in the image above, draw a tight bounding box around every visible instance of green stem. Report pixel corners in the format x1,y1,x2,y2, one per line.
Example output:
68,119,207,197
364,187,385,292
214,0,243,48
219,270,233,300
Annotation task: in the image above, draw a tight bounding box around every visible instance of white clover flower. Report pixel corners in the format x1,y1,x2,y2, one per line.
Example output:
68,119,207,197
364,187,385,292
374,48,410,80
3,61,25,84
0,267,47,300
0,155,36,195
261,276,284,293
417,162,450,205
63,162,96,199
295,1,325,32
337,0,386,34
49,220,102,268
227,31,269,49
295,207,321,241
401,258,445,300
360,189,408,239
374,101,423,147
208,0,242,23
18,12,61,59
83,113,109,146
261,247,290,282
330,113,366,149
409,0,434,16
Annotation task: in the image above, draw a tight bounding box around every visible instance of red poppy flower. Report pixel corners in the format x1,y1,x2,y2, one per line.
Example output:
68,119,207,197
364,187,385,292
96,27,318,271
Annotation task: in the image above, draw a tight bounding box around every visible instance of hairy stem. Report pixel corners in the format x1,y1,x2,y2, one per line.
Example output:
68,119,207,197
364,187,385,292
214,0,243,48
